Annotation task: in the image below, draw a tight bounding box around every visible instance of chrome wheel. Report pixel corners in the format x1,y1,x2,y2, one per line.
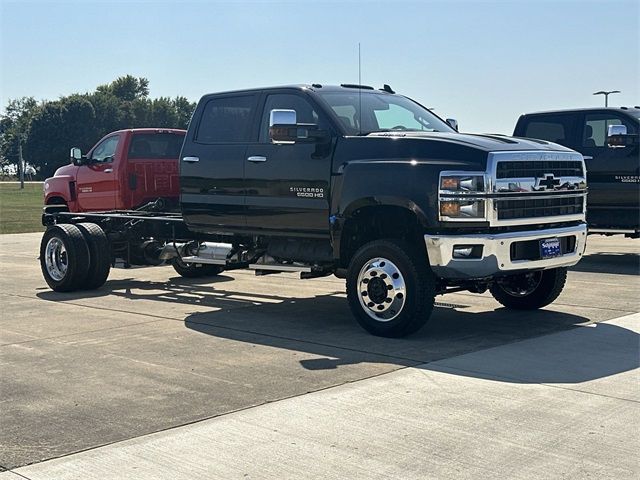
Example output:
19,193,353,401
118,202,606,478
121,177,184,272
44,237,68,281
357,257,406,322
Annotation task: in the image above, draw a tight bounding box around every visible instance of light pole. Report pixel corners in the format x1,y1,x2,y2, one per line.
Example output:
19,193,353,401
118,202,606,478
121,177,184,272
593,90,621,107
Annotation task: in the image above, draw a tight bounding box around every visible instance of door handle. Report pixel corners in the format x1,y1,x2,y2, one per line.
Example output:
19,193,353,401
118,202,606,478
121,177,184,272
583,156,593,160
182,156,200,163
104,169,113,173
247,156,267,163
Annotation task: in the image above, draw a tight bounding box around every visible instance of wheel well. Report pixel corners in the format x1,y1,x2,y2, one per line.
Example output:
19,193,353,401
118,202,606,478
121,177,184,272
47,196,68,206
339,206,425,267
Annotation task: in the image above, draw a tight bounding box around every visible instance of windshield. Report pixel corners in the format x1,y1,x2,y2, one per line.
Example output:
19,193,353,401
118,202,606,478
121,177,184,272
317,91,454,135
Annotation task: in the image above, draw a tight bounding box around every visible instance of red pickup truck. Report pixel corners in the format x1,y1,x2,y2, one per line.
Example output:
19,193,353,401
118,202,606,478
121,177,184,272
44,128,186,212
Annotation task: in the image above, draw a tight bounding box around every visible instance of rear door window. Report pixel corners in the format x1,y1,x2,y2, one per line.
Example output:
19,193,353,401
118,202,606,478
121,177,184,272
195,95,257,143
128,133,185,159
523,115,576,147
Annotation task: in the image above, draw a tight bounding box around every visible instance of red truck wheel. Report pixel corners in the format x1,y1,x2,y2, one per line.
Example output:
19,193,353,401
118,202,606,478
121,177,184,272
40,225,90,292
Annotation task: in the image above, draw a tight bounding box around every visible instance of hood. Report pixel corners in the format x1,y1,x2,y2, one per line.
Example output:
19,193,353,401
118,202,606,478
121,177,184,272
51,163,77,178
365,131,574,153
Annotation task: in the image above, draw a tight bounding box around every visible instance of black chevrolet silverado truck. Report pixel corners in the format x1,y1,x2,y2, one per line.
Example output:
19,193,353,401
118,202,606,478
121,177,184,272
514,107,639,237
40,84,588,337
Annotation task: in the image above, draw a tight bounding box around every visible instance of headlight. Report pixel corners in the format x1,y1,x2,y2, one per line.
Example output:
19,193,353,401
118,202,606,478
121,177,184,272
440,199,486,219
438,172,488,221
440,174,485,193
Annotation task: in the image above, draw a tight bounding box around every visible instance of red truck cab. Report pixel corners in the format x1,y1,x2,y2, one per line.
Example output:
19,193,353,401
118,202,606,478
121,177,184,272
44,128,186,212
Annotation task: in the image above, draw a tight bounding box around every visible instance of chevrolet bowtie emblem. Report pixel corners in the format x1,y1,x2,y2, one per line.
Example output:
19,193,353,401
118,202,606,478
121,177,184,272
536,174,561,191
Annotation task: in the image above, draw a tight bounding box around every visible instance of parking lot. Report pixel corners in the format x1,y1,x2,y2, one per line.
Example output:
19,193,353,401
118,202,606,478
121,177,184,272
1,232,638,479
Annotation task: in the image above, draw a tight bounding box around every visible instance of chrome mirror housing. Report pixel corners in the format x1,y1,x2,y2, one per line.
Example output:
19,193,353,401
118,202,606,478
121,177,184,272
70,147,84,165
269,109,297,127
607,124,627,137
607,124,628,148
269,109,298,144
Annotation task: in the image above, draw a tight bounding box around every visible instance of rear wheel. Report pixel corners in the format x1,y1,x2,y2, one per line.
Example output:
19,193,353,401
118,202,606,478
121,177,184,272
346,239,436,337
76,223,111,290
40,224,90,292
171,257,223,278
490,267,567,310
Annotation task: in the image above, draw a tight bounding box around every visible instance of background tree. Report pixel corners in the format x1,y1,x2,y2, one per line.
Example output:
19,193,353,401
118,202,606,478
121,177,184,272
96,75,149,102
0,76,196,179
23,96,97,178
0,97,39,171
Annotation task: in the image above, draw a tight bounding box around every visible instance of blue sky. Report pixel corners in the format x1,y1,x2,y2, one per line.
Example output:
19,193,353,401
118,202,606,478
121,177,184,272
1,0,638,134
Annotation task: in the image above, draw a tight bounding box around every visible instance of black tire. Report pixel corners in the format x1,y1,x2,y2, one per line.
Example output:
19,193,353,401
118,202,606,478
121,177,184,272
490,267,568,310
346,239,436,337
171,257,224,278
76,223,111,290
40,224,90,292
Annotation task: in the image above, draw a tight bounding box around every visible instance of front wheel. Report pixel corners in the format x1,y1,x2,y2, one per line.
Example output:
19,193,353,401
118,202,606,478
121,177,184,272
490,267,567,310
346,239,436,337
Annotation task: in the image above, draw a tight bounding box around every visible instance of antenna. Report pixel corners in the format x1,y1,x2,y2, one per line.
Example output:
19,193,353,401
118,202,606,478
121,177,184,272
358,43,362,135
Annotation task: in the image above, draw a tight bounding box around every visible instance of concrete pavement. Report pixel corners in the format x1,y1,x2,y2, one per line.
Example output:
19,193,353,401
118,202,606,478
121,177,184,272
0,232,638,478
6,313,639,480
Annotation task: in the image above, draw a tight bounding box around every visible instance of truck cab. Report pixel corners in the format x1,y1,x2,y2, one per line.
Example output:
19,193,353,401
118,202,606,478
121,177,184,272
514,108,640,236
44,128,186,212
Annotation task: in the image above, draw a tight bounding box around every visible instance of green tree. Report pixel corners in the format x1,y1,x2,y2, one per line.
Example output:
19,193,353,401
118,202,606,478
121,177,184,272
173,96,196,129
24,96,97,178
3,75,194,179
96,75,149,102
0,97,39,171
150,97,178,127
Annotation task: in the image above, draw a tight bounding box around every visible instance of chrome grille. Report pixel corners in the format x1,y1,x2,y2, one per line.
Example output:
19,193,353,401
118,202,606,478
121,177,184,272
496,160,584,179
487,151,587,226
496,196,583,220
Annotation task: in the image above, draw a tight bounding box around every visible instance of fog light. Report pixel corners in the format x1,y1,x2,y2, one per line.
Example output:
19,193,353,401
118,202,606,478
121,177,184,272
453,245,483,259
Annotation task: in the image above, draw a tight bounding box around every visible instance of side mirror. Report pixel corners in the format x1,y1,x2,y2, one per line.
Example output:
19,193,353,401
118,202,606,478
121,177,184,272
269,109,297,143
606,124,635,148
269,109,328,144
70,147,85,165
446,118,459,132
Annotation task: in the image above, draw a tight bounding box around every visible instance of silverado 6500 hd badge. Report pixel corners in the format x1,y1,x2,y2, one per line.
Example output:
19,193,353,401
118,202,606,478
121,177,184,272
290,186,326,198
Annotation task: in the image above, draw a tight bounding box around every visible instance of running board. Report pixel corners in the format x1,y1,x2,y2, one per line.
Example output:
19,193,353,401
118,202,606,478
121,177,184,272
248,264,312,273
181,257,313,273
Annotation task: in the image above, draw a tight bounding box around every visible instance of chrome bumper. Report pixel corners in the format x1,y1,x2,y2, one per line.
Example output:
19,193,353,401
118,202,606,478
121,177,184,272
424,224,588,280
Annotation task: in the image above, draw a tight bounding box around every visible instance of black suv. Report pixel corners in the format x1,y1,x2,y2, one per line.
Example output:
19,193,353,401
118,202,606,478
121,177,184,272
514,108,639,237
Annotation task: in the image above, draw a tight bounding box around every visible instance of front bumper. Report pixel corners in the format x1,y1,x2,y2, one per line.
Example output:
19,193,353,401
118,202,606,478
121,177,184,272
424,224,587,280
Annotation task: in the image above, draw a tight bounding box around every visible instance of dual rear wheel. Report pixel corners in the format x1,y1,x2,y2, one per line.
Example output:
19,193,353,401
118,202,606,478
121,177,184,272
40,223,111,292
